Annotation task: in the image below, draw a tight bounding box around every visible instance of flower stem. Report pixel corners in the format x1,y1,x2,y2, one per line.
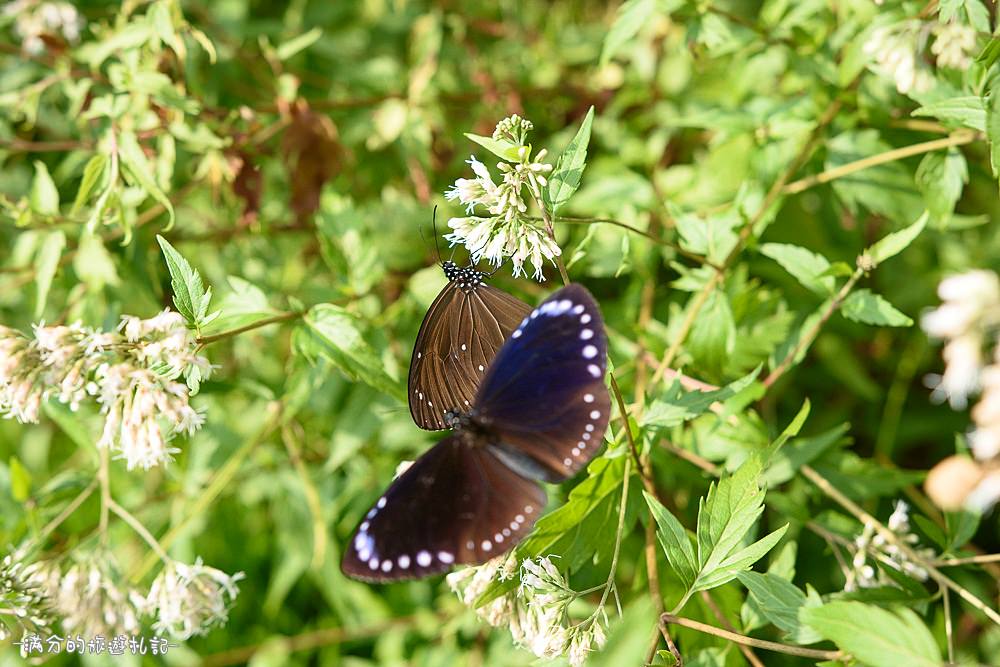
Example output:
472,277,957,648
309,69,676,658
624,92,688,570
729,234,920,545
108,498,171,562
197,311,303,346
32,479,98,547
98,447,110,546
659,613,845,661
532,193,571,286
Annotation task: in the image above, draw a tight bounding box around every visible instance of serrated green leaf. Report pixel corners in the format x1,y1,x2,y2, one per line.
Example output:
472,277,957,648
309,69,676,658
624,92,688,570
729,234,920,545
645,490,697,590
840,289,913,327
801,601,941,667
764,424,849,486
687,288,735,376
737,571,823,644
299,304,404,402
119,130,174,228
463,132,521,162
691,457,784,592
865,213,927,266
156,235,209,327
642,366,760,429
34,230,66,319
546,106,594,215
913,96,985,131
760,243,835,296
71,154,108,215
30,161,59,215
600,0,656,66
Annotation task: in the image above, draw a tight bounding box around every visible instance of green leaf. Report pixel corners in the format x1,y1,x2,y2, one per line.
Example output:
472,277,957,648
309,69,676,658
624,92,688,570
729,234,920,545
760,243,835,295
156,235,211,327
693,457,786,592
8,457,31,502
687,288,735,377
913,96,985,131
987,87,1000,184
546,106,594,215
71,154,108,215
83,22,154,68
737,571,822,644
642,367,760,429
202,276,281,334
916,150,967,224
30,161,59,215
73,232,120,290
840,289,913,327
463,132,522,162
600,0,656,65
801,601,941,667
977,37,1000,70
276,27,323,60
645,490,697,590
764,424,848,486
865,213,928,267
763,399,810,460
119,130,175,228
34,230,66,319
300,304,404,402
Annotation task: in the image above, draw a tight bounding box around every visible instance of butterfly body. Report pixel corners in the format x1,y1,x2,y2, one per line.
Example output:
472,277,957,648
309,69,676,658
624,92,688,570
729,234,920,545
344,283,609,582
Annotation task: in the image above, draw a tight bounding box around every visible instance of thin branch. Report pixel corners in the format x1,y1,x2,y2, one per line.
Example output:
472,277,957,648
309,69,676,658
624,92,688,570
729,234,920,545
800,464,1000,626
196,311,302,346
763,267,864,387
98,447,110,547
932,553,1000,567
32,479,98,546
108,498,171,562
281,421,327,570
199,614,439,667
700,590,765,667
943,584,954,664
782,131,980,196
594,454,631,613
548,216,715,268
660,613,845,661
130,402,283,582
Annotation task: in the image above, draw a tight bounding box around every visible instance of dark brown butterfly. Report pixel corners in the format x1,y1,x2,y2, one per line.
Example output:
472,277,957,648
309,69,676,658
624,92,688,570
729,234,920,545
407,260,531,430
343,283,610,582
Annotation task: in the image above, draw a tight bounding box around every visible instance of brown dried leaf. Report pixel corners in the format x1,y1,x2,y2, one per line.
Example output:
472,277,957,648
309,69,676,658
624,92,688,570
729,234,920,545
281,99,343,222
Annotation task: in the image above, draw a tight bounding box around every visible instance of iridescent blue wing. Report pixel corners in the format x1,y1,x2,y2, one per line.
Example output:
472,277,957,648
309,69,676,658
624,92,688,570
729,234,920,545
475,284,611,482
341,434,546,582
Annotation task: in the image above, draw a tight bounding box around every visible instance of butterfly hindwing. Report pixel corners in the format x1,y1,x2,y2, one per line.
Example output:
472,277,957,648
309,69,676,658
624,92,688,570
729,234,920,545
407,264,531,430
341,434,546,582
476,284,611,481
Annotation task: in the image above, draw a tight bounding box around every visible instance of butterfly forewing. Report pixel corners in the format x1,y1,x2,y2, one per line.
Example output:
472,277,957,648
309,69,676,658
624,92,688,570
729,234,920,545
476,284,611,482
408,263,531,430
341,435,546,582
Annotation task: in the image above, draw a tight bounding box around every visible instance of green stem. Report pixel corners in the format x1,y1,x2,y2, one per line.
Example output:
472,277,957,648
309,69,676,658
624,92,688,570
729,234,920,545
197,311,302,346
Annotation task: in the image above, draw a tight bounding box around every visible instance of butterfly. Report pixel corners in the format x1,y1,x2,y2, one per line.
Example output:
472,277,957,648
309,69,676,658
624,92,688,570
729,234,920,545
408,260,532,430
343,283,610,582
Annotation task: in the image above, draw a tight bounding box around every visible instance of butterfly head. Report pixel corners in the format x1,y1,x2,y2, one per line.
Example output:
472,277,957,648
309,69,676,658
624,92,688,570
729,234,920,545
441,261,486,293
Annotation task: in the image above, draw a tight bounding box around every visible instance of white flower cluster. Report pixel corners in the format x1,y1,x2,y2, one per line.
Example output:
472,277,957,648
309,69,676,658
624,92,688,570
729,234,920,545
447,556,607,666
0,552,53,641
29,557,145,639
864,22,935,95
845,501,934,591
444,116,560,281
864,18,979,96
145,557,244,640
922,271,1000,513
0,310,211,470
13,551,244,641
4,0,84,54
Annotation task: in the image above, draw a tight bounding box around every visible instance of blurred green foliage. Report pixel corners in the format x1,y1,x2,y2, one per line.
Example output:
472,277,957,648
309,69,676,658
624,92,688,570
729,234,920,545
1,0,1000,664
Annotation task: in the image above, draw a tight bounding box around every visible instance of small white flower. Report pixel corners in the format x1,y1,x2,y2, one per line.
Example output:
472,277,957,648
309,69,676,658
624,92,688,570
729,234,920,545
145,558,243,640
932,22,978,70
